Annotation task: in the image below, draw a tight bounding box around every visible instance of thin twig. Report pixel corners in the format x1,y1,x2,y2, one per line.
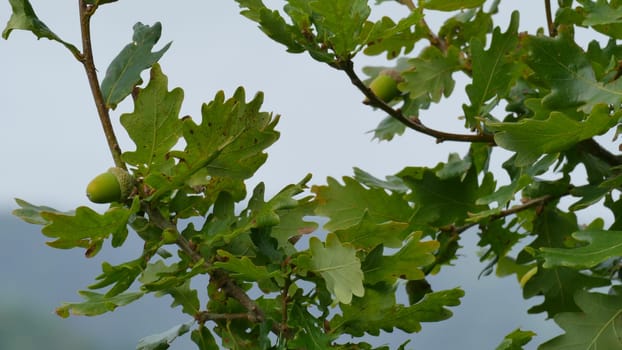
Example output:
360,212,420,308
195,311,259,323
449,193,559,236
396,1,447,52
398,0,416,11
422,193,560,275
418,17,447,53
340,60,495,144
145,206,291,336
78,0,126,170
544,0,557,37
577,139,622,167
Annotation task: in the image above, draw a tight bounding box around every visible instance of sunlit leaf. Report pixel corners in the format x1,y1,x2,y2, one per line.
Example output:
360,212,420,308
310,233,364,304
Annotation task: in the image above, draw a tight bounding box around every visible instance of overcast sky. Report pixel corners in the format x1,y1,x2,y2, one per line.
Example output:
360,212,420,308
1,1,573,349
0,1,548,209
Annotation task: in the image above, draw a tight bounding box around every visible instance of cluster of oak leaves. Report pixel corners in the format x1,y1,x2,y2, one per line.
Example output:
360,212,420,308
5,0,622,349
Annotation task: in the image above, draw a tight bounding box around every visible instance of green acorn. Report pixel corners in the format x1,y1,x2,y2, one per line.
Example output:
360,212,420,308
161,228,178,244
86,167,134,203
366,69,403,103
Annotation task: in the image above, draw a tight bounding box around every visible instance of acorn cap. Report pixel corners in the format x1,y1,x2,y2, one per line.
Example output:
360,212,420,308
107,167,134,199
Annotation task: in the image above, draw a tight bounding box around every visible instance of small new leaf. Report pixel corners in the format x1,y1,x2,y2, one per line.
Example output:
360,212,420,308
101,22,172,109
310,233,364,304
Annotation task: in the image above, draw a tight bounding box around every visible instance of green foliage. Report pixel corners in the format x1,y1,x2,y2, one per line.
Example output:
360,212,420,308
540,229,622,269
464,11,521,127
120,63,183,172
136,322,193,350
2,0,79,55
539,290,622,350
101,22,171,109
309,233,365,304
495,329,535,350
7,0,622,348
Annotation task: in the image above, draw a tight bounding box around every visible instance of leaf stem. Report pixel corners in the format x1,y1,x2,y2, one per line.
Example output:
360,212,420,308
78,0,126,170
340,60,494,143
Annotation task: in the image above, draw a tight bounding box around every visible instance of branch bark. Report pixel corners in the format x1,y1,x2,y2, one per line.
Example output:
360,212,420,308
78,0,126,170
340,60,495,144
544,0,557,37
145,206,290,337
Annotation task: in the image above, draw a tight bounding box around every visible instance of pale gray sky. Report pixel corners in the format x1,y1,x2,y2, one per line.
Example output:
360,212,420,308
1,1,568,349
0,1,546,208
